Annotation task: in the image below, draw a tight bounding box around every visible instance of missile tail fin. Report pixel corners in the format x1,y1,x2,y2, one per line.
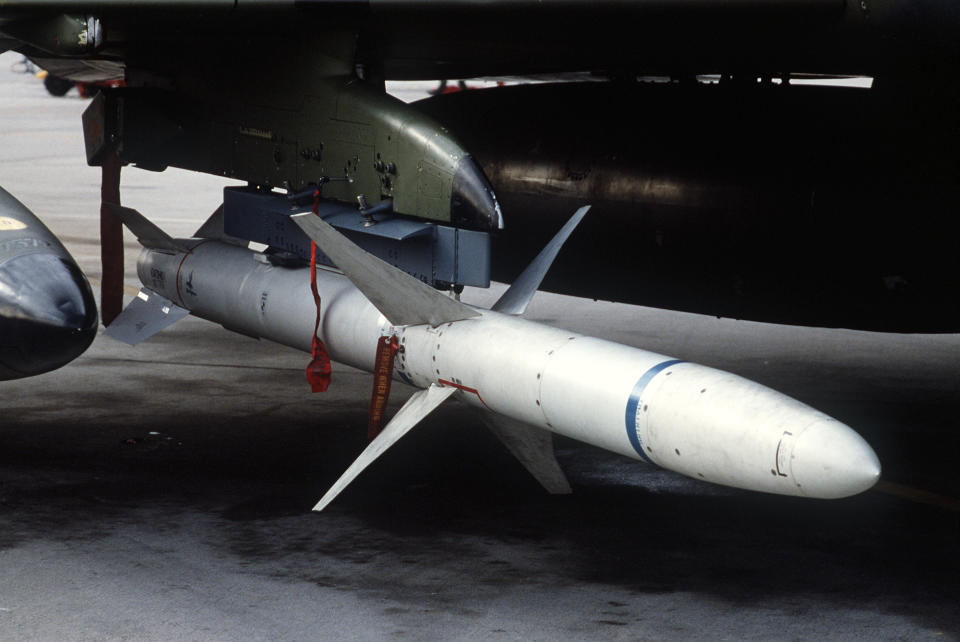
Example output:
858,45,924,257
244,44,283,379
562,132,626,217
481,413,572,494
291,212,479,327
313,383,456,512
104,289,190,345
193,205,250,248
492,205,590,315
104,203,188,253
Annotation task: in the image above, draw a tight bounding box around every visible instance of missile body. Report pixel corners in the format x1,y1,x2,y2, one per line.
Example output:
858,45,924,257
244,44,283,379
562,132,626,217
135,238,879,499
0,187,98,380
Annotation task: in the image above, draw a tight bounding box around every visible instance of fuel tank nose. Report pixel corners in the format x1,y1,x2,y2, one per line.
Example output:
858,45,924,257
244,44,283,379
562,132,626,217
450,155,504,231
0,252,98,379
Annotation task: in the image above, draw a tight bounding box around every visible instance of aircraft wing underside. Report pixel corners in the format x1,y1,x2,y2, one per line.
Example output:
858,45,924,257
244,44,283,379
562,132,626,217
0,0,956,82
1,0,959,334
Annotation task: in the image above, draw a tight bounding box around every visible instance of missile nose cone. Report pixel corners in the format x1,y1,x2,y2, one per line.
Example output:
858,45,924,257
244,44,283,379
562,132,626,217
790,419,881,498
0,252,98,379
450,155,504,231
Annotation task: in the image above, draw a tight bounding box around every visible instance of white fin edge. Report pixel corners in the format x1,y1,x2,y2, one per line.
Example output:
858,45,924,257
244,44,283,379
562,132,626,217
493,205,590,315
313,383,457,512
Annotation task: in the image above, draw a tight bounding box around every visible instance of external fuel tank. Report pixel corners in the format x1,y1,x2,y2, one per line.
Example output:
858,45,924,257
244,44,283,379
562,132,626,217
415,81,960,332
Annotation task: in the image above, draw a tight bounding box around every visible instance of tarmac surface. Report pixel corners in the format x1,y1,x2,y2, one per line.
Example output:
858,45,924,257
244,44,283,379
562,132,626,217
1,51,959,640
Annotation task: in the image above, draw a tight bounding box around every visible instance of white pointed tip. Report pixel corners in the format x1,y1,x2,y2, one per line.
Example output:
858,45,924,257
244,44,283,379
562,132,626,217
791,420,881,499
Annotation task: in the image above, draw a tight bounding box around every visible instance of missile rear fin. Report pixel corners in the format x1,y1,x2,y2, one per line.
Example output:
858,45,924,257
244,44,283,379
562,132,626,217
492,205,590,315
193,205,251,248
291,212,480,327
104,289,190,345
313,383,456,512
104,203,189,253
102,206,193,345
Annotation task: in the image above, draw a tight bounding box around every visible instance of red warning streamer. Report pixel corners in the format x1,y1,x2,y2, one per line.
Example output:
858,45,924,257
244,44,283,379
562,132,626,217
99,152,123,327
305,189,332,392
368,334,400,440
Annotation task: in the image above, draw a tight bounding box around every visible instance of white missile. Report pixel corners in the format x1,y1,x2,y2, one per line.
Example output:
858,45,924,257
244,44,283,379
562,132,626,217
106,204,880,509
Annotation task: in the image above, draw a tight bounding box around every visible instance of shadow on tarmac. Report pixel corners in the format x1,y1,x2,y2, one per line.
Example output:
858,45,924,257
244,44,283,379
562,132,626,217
1,397,958,635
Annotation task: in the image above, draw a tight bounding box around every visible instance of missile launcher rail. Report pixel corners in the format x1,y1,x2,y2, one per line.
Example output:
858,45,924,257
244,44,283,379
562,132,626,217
222,186,491,290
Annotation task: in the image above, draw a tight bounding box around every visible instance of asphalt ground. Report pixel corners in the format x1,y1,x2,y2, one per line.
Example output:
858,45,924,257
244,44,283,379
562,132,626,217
1,52,959,640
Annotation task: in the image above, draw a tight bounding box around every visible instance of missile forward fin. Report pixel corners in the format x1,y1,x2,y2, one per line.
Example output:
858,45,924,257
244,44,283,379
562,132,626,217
314,383,456,511
481,413,572,494
104,289,190,345
104,203,189,253
492,205,590,315
291,212,479,327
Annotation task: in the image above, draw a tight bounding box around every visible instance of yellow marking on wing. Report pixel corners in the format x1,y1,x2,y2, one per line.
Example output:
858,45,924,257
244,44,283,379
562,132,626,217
0,216,28,231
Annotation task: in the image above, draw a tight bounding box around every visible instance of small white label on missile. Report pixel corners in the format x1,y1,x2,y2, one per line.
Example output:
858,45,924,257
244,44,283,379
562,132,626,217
0,217,27,231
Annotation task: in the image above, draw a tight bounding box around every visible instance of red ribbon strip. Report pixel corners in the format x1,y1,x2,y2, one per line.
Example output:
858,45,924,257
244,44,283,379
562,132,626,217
368,334,400,440
305,188,332,392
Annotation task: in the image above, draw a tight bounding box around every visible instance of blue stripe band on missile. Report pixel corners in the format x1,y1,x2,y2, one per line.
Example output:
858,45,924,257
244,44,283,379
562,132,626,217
625,359,686,463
